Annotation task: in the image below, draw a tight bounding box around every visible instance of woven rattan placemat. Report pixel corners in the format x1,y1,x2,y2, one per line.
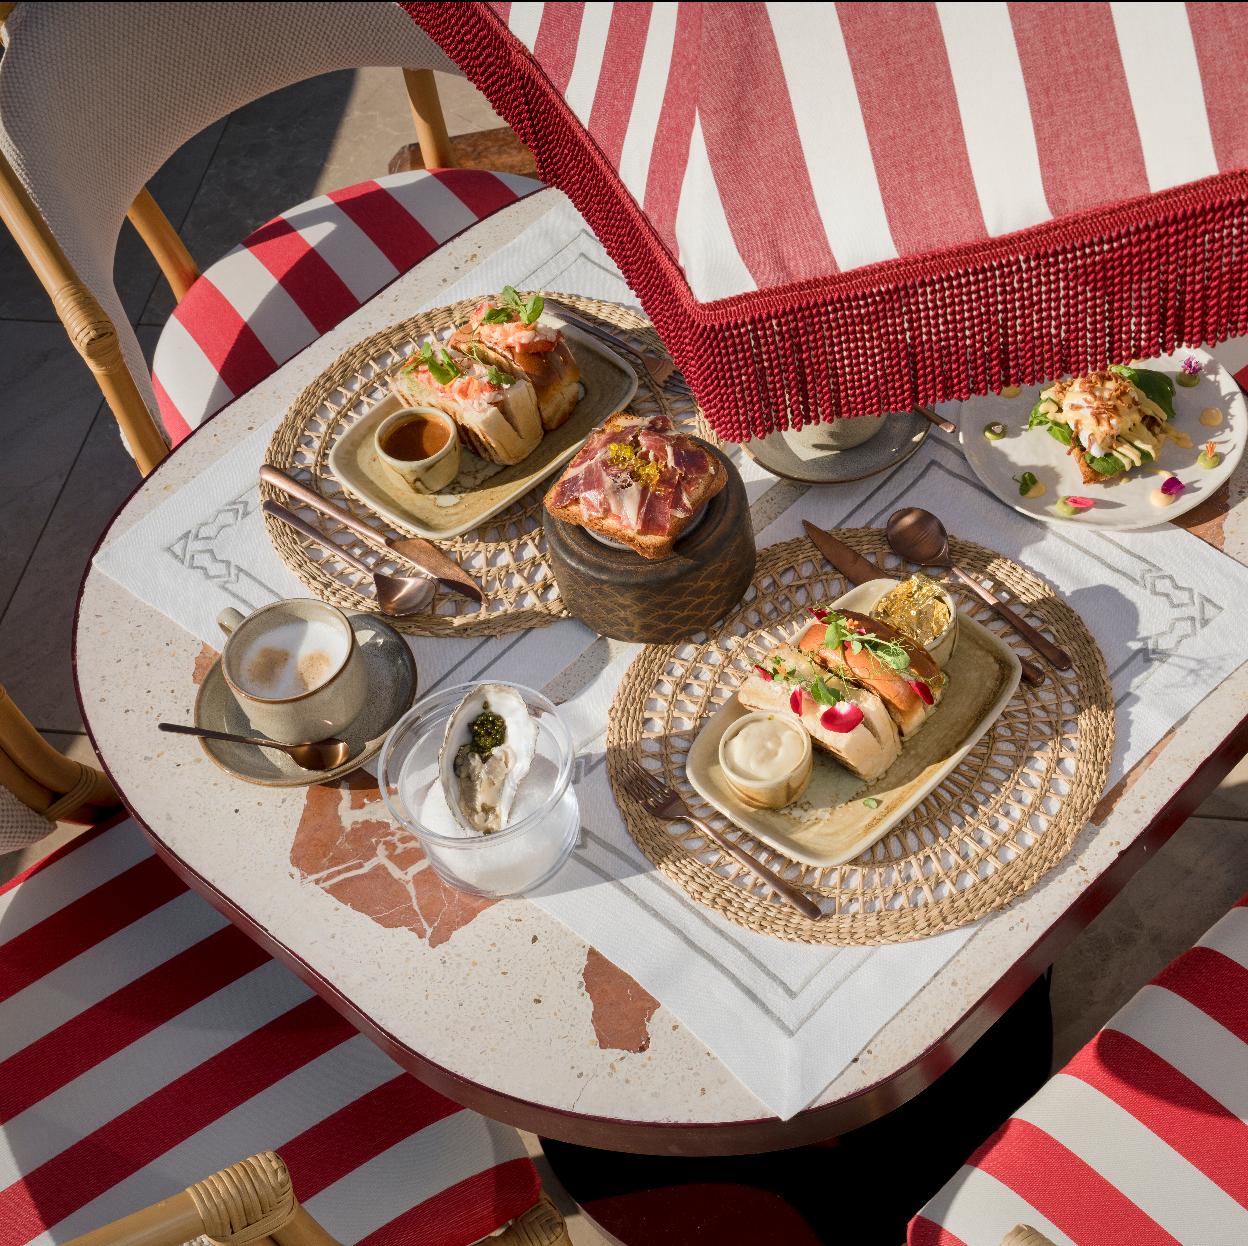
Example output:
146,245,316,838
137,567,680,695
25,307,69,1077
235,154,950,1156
263,295,692,637
607,533,1114,944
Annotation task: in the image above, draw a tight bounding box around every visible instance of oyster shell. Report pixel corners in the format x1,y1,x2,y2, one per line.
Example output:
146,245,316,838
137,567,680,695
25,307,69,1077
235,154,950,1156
440,684,538,833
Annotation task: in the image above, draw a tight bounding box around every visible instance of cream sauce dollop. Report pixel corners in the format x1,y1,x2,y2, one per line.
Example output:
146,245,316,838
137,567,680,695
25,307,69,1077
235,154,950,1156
724,716,808,783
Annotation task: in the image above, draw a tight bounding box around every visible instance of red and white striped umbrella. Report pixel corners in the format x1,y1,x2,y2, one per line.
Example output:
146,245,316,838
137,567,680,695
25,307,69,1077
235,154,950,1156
404,2,1248,440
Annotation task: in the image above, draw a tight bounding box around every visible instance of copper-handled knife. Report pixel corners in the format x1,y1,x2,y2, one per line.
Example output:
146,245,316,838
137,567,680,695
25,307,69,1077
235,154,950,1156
260,465,483,604
801,520,1044,686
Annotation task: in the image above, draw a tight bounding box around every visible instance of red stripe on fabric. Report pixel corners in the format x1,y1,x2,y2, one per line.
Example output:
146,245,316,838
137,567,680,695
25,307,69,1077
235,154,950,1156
968,1118,1179,1246
0,996,351,1236
328,180,437,268
836,2,984,256
1153,946,1248,1043
642,2,702,253
0,820,116,899
1009,3,1149,218
696,3,837,286
1236,893,1248,908
356,1157,541,1246
151,371,194,444
432,168,520,218
243,215,359,335
586,2,652,168
0,855,184,1003
1188,3,1248,171
908,1217,970,1246
0,925,268,1125
279,1074,460,1200
1067,1029,1248,1206
531,2,584,96
169,278,277,397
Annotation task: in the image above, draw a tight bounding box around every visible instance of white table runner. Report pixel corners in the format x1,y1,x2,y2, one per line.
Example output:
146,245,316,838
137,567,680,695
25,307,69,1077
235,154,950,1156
94,199,1248,1118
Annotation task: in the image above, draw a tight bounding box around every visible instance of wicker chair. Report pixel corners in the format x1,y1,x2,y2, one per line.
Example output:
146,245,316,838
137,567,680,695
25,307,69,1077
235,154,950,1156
0,2,536,474
0,683,119,853
59,1151,570,1246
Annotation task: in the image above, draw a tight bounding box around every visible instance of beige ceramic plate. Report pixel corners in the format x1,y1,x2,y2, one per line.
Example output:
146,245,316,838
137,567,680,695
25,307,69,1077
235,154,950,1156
685,579,1022,867
326,322,638,540
193,613,418,787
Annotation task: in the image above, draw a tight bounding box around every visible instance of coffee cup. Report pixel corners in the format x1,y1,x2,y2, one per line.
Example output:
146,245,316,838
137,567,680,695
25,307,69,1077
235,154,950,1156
216,600,367,744
375,405,460,493
770,412,887,456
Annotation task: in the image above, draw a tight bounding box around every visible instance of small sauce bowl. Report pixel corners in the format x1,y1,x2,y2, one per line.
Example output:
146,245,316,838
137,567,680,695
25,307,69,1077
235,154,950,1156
375,405,460,494
719,711,812,810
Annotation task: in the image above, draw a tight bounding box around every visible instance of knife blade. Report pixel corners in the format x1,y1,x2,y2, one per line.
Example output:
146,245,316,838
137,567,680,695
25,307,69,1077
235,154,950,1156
260,465,483,604
801,520,888,585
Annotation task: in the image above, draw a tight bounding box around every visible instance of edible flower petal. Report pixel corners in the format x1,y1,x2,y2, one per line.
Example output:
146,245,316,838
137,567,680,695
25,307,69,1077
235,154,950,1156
820,702,864,733
1065,495,1095,510
1160,475,1186,497
909,679,935,706
753,664,773,682
806,607,828,622
789,688,804,715
1181,356,1204,375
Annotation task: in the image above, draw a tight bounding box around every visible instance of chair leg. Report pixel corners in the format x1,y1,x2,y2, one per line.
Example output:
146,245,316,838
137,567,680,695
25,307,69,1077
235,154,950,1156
0,149,168,475
0,685,118,822
127,187,201,303
403,68,456,169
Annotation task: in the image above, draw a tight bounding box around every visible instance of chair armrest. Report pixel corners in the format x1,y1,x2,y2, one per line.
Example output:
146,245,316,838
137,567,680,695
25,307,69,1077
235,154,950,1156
490,1196,573,1246
1000,1227,1057,1246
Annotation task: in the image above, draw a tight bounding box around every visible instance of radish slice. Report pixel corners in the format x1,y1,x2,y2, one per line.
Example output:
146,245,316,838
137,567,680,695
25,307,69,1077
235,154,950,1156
820,702,864,733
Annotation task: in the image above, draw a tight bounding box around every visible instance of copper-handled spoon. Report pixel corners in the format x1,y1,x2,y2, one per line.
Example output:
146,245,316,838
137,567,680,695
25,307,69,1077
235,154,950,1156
159,722,350,771
916,406,958,434
262,500,434,617
886,508,1070,683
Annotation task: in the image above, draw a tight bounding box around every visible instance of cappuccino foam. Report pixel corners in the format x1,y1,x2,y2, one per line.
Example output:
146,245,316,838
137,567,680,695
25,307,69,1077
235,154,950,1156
235,617,348,699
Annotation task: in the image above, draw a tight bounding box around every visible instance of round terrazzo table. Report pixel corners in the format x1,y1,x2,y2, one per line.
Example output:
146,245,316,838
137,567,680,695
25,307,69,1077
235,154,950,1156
75,192,1248,1166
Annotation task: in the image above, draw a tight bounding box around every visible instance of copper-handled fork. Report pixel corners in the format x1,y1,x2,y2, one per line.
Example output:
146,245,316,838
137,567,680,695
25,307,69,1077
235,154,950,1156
544,298,676,388
619,763,824,922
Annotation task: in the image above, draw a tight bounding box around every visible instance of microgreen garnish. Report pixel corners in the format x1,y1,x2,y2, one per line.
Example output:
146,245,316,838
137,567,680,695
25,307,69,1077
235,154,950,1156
488,284,545,326
417,341,462,386
1013,471,1038,496
862,797,881,809
820,610,912,672
484,365,515,388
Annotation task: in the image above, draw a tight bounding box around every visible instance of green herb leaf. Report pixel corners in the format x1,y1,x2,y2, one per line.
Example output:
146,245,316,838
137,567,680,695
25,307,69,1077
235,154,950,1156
1110,364,1177,422
808,676,842,707
418,341,461,386
1083,449,1126,476
862,797,881,809
485,365,515,388
822,612,850,653
1013,471,1038,496
522,293,544,325
1046,422,1073,447
481,306,514,324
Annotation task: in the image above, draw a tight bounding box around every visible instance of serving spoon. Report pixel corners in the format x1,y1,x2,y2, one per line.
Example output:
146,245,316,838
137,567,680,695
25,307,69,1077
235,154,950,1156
886,507,1070,682
158,722,350,771
262,500,434,616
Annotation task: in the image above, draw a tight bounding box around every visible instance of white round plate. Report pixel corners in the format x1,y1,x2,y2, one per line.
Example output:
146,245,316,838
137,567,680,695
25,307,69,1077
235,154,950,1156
959,348,1245,530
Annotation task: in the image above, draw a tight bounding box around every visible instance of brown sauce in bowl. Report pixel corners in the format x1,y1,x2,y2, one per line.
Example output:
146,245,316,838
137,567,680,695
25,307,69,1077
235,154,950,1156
382,415,451,462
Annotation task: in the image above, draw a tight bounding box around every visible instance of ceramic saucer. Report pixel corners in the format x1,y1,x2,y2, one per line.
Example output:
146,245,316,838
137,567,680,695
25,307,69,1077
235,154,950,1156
743,410,930,484
192,612,417,787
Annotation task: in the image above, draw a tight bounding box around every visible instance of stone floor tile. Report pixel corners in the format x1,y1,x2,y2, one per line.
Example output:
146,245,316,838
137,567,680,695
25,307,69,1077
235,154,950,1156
0,322,107,606
1049,815,1248,1068
0,386,143,733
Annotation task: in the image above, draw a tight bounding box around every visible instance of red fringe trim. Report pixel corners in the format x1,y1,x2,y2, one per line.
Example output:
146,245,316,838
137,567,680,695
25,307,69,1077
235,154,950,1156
404,2,1248,444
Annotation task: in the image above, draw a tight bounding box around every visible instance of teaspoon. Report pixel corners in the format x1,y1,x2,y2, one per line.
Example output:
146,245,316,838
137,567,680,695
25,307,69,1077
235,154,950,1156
158,722,351,771
886,507,1070,683
262,500,434,616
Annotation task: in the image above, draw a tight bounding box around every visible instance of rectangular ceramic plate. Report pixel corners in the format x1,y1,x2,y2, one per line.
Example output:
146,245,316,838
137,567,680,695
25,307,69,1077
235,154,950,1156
685,579,1023,868
326,321,639,540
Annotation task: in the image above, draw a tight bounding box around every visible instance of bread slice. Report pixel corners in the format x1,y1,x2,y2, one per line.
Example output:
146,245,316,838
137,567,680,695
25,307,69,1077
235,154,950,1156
737,647,900,781
543,413,726,560
392,348,542,466
452,327,582,431
796,612,943,738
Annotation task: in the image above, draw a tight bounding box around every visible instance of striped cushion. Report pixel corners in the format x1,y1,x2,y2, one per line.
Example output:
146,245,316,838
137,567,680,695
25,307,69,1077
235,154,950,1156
909,895,1248,1246
150,168,543,443
0,818,541,1246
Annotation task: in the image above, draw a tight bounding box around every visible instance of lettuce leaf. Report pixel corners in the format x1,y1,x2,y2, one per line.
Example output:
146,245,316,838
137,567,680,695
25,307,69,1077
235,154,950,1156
1109,364,1176,422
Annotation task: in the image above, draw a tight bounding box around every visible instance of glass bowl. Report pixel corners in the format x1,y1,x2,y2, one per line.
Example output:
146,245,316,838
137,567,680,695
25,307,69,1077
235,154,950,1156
378,682,579,897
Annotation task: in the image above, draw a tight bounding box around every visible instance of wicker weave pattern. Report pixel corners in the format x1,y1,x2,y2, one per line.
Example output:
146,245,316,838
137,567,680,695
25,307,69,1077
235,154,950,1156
607,534,1114,944
191,1151,295,1245
264,295,695,637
